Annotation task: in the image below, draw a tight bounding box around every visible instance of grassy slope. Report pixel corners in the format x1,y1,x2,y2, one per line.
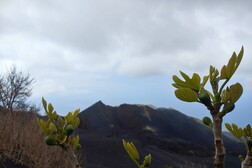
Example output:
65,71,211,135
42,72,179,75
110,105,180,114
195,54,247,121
0,110,83,168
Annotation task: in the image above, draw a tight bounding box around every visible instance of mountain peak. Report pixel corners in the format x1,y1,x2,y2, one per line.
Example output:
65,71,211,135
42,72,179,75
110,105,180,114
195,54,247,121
95,100,105,105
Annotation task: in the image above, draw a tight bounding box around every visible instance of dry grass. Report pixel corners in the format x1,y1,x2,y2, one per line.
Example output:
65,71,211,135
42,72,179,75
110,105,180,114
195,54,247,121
0,110,84,168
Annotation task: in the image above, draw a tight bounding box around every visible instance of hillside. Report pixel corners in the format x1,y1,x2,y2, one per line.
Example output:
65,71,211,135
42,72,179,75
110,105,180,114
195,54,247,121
0,101,245,168
78,101,245,168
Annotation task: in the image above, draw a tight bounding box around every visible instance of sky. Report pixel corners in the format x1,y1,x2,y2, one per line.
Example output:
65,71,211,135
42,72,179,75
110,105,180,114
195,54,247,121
0,0,252,127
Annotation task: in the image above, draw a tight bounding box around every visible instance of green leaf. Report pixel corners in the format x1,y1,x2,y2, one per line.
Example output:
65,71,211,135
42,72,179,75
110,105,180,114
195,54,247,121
42,97,47,113
236,46,244,69
57,116,64,124
175,88,199,102
226,52,236,78
72,135,80,145
209,66,219,82
172,75,188,88
52,111,57,120
48,103,54,114
222,102,235,114
73,109,80,119
172,83,180,89
65,112,73,123
201,75,209,87
37,118,50,134
72,117,80,128
59,135,67,144
225,123,233,133
231,123,243,139
219,46,244,80
172,71,201,91
49,122,57,132
220,65,228,80
221,89,230,104
180,71,190,82
225,123,243,140
244,124,252,138
192,73,201,88
229,83,243,103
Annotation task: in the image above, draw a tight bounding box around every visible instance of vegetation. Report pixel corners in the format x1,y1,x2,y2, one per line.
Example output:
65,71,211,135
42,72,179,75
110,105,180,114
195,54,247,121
172,46,244,168
37,97,82,168
225,123,252,168
0,65,38,113
122,139,151,168
0,108,76,167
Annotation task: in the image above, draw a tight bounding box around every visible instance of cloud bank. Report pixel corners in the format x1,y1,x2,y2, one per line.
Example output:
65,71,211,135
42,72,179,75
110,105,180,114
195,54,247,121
0,0,252,97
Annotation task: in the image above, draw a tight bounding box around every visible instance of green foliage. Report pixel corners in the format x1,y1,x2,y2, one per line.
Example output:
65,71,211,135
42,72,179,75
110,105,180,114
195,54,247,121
37,97,81,150
225,123,252,152
122,139,151,168
37,97,81,167
172,46,244,117
225,123,244,140
174,87,199,102
172,47,244,168
219,47,243,80
172,71,201,91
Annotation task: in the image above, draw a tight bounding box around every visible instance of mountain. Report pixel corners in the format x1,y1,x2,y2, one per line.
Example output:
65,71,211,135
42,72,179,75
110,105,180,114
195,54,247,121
78,101,245,168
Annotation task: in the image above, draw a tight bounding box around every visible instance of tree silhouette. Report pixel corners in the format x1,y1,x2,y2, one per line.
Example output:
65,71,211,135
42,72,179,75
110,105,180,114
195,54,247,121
0,65,35,113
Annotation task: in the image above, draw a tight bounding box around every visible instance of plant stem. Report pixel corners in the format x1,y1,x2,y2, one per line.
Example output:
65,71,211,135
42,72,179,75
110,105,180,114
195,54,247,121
218,79,229,95
211,111,225,168
133,159,141,168
63,144,81,168
241,151,252,168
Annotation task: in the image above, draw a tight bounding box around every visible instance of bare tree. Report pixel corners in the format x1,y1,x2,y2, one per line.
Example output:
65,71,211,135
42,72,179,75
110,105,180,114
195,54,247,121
0,65,35,113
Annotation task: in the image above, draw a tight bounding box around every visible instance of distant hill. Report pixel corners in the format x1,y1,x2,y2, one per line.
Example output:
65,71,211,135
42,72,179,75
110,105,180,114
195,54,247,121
78,101,245,168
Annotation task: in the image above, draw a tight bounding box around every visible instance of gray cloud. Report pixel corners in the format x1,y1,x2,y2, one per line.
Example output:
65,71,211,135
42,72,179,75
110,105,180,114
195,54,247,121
0,0,252,96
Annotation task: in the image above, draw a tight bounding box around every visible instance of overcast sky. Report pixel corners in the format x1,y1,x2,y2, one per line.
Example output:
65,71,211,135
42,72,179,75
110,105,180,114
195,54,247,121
0,0,252,127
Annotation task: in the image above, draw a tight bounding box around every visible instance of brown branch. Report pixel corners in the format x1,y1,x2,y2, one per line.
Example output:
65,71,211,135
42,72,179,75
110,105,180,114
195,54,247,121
242,151,252,168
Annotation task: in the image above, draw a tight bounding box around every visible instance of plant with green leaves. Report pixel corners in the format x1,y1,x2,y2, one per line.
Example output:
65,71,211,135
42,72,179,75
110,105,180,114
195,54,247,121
37,97,81,168
172,46,244,168
122,139,151,168
225,123,252,168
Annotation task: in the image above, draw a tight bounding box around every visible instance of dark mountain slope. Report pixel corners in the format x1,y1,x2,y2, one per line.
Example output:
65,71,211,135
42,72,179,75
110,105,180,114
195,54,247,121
77,101,245,167
79,101,243,152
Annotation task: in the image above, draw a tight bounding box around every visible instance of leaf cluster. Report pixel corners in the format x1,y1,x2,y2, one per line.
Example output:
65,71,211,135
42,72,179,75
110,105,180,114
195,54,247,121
225,123,252,152
37,97,81,152
172,47,244,117
122,139,151,168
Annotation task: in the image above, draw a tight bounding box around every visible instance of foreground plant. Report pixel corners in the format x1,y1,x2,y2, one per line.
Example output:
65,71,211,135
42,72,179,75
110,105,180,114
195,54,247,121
172,46,244,168
225,123,252,168
37,97,81,168
122,139,151,168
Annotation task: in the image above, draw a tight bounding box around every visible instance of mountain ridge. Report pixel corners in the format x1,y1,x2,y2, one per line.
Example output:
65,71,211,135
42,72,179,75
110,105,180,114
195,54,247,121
76,100,244,167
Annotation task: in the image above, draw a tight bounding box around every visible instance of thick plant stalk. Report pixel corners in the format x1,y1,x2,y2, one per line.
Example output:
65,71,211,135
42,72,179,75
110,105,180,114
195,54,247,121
63,144,81,168
212,113,225,168
242,151,252,168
